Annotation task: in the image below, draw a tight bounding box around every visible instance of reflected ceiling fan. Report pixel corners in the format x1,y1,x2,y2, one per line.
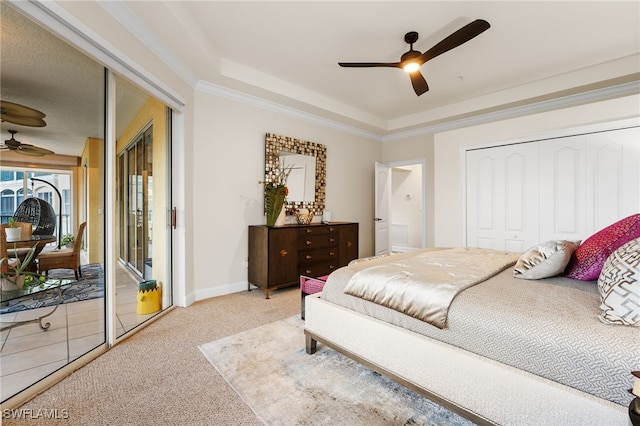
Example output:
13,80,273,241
338,19,491,96
0,100,47,127
1,130,54,156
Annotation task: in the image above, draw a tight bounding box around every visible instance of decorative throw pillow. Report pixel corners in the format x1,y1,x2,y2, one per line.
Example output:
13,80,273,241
565,213,640,281
597,238,640,326
513,240,580,280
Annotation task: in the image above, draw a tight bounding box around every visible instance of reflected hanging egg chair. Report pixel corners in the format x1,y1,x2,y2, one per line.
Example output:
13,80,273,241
12,198,56,236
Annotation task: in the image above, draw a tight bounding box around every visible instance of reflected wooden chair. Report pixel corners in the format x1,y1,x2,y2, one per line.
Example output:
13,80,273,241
0,225,9,275
37,222,86,280
6,222,34,260
0,225,23,276
1,222,32,260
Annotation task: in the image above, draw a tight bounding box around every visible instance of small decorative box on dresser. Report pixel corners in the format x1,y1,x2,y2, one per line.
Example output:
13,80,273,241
248,222,358,298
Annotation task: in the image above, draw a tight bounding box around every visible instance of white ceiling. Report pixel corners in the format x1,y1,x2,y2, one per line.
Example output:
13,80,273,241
1,1,639,156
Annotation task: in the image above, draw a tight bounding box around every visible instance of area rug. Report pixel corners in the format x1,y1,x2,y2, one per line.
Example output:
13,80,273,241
0,263,104,314
199,316,475,426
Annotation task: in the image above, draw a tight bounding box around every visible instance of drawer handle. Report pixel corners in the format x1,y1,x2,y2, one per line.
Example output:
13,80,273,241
347,241,353,247
280,249,288,257
329,227,335,232
306,229,312,234
329,265,336,270
329,251,335,256
306,255,312,260
306,269,312,274
306,240,312,245
329,238,335,243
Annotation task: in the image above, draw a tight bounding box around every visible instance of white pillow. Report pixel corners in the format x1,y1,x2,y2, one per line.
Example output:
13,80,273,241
597,238,640,326
513,240,580,280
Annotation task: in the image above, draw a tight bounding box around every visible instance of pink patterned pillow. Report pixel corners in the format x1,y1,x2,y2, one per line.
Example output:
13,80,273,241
565,214,640,280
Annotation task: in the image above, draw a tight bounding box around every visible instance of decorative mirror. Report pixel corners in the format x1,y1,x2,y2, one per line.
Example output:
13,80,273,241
264,133,326,215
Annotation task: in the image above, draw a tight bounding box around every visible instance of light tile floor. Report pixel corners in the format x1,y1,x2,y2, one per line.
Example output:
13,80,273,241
0,263,158,401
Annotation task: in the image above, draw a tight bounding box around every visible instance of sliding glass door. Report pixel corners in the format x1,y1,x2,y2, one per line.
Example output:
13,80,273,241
0,3,173,406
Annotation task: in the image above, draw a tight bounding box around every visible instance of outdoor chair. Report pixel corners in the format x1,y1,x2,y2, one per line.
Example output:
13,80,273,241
12,198,57,236
37,222,86,280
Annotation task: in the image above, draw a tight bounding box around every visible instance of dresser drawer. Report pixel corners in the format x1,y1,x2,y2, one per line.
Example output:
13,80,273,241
299,261,339,277
299,234,338,249
298,225,339,237
299,247,338,265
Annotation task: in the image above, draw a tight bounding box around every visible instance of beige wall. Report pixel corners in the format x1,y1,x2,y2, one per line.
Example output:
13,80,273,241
191,90,381,300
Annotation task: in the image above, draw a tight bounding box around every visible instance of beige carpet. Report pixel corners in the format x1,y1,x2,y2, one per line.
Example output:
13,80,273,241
3,287,300,425
200,315,474,426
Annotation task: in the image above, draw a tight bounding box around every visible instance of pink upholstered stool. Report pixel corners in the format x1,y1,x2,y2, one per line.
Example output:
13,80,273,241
300,275,328,320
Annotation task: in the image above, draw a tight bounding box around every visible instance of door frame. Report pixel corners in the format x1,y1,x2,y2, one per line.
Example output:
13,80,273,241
375,159,427,253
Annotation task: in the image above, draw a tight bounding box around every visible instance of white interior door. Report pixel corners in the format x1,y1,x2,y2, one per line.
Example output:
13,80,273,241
375,162,391,255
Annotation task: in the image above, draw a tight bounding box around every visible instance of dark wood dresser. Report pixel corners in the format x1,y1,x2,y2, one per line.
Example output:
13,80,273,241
248,222,358,298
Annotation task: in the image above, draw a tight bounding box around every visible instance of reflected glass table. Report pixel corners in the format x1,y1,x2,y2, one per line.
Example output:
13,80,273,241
0,278,75,332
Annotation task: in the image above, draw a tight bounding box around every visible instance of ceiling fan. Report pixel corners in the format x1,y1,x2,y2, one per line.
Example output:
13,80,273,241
0,100,47,127
1,130,54,156
338,19,491,96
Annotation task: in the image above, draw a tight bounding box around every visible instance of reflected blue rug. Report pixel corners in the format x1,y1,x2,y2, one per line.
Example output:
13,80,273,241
0,263,103,314
199,316,475,426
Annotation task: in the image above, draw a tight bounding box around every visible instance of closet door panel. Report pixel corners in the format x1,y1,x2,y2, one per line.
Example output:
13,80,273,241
466,144,538,251
467,152,499,249
539,135,586,241
586,127,640,231
504,151,537,252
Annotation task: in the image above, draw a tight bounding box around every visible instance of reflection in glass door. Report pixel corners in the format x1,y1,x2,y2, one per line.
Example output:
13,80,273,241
125,127,153,279
115,74,172,338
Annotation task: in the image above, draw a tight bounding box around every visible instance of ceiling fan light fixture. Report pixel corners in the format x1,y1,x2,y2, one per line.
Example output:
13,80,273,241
337,19,491,96
403,62,420,73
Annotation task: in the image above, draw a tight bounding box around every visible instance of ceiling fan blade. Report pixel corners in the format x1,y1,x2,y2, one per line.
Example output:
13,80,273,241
0,101,46,118
409,71,429,96
0,113,47,127
338,62,402,68
15,143,54,156
419,19,490,64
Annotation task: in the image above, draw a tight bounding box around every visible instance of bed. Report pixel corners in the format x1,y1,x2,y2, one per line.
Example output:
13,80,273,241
303,241,639,426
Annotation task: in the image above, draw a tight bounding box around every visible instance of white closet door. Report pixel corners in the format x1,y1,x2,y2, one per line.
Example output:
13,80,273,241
586,127,640,231
466,143,539,252
539,126,640,242
539,135,587,242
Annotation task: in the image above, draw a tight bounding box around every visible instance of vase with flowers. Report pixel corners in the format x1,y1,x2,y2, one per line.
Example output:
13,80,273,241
261,164,293,227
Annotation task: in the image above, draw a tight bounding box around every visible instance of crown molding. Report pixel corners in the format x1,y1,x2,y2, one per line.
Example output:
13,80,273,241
196,81,385,143
97,0,199,88
197,78,639,144
382,79,640,142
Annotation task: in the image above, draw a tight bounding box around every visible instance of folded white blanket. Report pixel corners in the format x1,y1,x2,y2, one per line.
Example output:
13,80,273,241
343,247,519,328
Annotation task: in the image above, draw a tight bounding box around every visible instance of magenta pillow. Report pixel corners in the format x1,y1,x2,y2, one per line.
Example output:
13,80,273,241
565,214,640,280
